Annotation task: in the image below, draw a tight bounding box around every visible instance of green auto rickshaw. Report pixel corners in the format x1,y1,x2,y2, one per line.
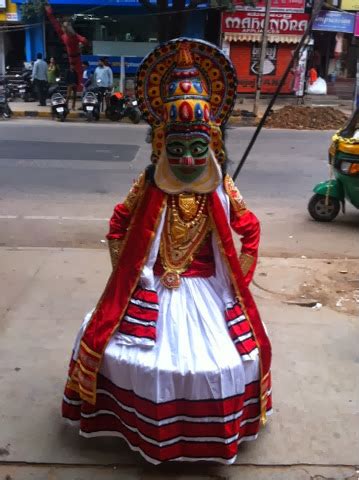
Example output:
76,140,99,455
308,108,359,222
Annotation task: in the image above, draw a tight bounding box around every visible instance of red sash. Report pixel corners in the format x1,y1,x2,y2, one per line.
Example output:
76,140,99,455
66,186,271,423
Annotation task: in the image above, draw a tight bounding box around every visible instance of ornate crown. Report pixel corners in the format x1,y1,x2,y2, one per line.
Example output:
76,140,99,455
136,38,237,164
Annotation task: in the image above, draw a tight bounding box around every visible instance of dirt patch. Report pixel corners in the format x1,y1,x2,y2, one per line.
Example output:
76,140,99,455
254,258,359,316
264,106,348,130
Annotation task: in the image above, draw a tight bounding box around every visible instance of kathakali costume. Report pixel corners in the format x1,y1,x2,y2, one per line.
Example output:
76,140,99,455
62,38,272,464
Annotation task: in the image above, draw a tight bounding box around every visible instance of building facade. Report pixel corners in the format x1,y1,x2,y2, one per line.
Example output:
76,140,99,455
0,0,22,74
221,0,311,95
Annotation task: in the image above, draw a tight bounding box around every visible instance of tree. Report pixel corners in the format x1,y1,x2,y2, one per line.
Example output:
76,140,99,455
137,0,235,43
21,0,47,22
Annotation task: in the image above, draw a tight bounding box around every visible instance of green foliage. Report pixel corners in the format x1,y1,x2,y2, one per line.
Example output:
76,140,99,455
21,0,46,23
209,0,236,9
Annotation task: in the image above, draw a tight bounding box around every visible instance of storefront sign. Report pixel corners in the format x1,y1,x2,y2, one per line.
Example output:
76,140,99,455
233,0,305,12
312,10,355,34
0,0,6,9
6,12,18,20
250,45,277,75
340,0,359,10
81,55,142,75
222,12,309,35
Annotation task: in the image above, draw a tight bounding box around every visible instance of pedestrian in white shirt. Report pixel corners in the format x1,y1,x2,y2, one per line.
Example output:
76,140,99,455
32,52,48,106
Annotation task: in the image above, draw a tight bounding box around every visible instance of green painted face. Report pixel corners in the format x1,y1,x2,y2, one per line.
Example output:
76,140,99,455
165,134,209,183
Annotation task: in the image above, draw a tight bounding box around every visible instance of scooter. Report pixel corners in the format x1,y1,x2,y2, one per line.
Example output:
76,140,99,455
308,108,359,221
82,88,100,122
105,92,141,124
50,79,68,122
0,78,13,119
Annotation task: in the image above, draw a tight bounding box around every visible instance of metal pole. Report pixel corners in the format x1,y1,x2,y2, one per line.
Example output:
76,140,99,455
253,0,272,117
232,0,324,182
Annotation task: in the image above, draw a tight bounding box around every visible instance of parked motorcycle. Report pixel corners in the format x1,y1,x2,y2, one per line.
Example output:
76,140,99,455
18,69,37,102
0,78,13,119
50,81,68,122
105,92,141,124
308,108,359,221
82,89,100,122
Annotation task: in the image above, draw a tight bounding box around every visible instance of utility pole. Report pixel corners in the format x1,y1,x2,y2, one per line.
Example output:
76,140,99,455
253,0,272,117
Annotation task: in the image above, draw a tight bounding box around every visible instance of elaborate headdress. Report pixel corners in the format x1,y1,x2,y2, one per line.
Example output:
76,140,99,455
136,38,237,192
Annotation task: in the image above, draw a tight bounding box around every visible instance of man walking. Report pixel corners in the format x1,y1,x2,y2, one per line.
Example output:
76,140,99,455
32,53,48,106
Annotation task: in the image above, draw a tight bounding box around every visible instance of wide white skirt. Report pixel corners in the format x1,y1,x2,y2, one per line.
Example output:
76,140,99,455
63,274,265,464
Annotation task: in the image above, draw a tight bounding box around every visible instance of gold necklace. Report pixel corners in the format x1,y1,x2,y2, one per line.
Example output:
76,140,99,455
160,194,210,289
170,194,206,245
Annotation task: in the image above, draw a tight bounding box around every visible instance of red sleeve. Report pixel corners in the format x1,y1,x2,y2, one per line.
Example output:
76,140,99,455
45,5,64,39
106,203,132,240
76,33,88,45
230,207,260,286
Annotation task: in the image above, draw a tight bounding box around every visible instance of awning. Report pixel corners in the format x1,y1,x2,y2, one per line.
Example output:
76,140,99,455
224,32,303,43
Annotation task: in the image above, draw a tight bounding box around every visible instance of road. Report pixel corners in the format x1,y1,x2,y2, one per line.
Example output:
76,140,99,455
0,118,358,257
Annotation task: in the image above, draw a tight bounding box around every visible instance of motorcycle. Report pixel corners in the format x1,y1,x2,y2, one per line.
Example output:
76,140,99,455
82,88,100,122
105,92,141,124
50,80,68,122
308,108,359,222
0,78,13,119
18,68,37,102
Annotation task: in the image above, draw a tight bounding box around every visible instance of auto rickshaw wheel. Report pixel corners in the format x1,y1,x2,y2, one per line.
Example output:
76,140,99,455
308,194,340,222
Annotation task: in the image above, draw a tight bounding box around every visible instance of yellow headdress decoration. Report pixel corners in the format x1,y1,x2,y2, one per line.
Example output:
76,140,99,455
136,38,237,165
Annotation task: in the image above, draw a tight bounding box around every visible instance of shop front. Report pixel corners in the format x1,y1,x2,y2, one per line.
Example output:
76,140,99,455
12,0,208,63
222,10,310,94
0,0,23,73
311,10,355,83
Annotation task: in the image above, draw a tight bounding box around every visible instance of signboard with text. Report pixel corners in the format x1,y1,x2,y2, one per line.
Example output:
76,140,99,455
233,0,305,12
312,10,355,33
0,0,6,9
222,11,309,35
250,45,277,75
81,55,143,75
340,0,359,10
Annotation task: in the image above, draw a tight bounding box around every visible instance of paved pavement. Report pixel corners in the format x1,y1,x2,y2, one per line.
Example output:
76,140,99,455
0,248,358,479
0,120,358,479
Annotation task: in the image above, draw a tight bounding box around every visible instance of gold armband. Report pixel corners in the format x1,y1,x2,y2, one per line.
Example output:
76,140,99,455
239,253,255,277
108,239,123,270
224,174,247,216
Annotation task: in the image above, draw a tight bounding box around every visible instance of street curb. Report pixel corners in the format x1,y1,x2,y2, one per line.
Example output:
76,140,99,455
13,110,260,126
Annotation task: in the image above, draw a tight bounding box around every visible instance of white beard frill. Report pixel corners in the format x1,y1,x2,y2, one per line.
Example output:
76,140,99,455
154,148,223,194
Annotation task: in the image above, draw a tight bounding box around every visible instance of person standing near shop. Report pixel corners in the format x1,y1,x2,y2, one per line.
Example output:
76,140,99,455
48,57,60,87
93,58,113,110
32,53,48,106
65,64,78,110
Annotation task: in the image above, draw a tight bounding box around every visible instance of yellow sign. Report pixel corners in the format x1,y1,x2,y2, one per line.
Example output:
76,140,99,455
0,0,19,22
341,0,359,10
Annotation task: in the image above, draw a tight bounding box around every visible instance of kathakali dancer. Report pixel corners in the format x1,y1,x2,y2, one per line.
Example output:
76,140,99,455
62,38,272,464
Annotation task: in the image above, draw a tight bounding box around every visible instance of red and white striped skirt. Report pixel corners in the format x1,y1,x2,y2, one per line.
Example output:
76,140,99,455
62,276,272,464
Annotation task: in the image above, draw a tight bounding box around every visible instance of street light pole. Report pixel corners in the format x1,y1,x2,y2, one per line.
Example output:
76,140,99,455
253,0,272,117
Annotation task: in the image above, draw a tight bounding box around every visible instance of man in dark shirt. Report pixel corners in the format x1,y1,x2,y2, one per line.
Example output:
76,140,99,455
65,65,78,110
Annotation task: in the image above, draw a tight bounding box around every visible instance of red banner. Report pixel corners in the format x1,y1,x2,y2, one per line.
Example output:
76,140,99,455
233,0,305,12
222,11,309,35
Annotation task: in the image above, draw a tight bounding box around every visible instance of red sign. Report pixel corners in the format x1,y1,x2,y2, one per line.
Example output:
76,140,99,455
222,11,309,35
233,0,305,12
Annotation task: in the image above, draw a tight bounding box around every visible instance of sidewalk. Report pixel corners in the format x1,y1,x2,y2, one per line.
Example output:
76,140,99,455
0,246,358,479
8,96,354,124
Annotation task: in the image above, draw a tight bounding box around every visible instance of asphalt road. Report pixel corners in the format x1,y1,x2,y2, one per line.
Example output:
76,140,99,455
0,118,358,258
